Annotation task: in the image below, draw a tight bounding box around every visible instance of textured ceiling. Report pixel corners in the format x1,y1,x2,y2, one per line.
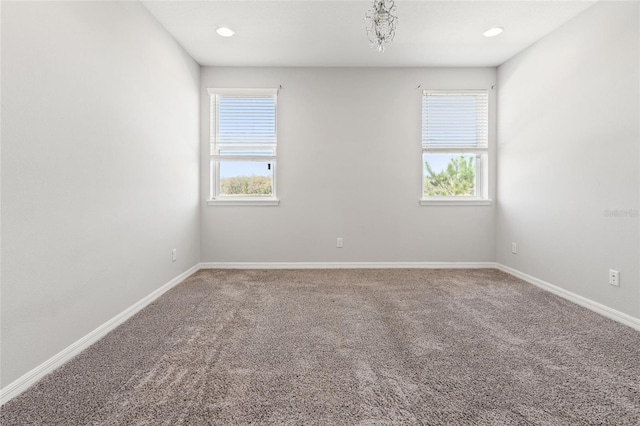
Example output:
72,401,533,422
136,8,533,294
141,0,597,67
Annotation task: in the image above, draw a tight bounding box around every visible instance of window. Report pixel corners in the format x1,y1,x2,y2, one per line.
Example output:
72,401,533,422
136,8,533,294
421,90,490,205
208,88,278,205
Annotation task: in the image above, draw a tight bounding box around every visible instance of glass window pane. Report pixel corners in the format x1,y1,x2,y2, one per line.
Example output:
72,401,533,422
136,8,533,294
423,153,476,197
219,161,273,197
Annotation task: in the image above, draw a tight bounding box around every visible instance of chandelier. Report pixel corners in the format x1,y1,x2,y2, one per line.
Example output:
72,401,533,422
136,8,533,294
364,0,398,53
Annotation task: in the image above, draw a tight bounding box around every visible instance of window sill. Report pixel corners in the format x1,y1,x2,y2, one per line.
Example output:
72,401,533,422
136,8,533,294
420,199,493,206
207,198,279,206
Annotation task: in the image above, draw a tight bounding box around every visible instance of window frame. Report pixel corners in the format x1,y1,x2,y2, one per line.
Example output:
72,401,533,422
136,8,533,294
420,89,492,206
207,88,279,206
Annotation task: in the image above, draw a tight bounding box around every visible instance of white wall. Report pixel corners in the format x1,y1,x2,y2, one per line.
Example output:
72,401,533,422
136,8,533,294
496,1,640,318
1,1,200,387
200,67,496,263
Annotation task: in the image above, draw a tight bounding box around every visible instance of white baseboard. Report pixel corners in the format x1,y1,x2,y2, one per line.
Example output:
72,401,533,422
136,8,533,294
495,264,640,331
200,261,498,269
0,264,200,406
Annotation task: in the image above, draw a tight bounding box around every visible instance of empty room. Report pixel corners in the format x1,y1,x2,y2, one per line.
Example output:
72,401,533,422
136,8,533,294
1,0,639,424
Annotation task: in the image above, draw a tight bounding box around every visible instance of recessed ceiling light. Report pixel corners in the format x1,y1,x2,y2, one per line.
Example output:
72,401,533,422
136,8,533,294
216,27,235,37
483,27,504,38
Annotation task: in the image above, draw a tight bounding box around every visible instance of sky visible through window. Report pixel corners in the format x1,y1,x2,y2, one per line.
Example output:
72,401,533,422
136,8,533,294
424,154,469,175
220,162,270,178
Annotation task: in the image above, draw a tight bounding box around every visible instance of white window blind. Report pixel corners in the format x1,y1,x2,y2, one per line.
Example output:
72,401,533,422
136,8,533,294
422,91,488,149
214,94,276,147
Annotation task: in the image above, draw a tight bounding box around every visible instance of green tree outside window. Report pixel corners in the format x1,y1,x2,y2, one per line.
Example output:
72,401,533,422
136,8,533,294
424,155,475,196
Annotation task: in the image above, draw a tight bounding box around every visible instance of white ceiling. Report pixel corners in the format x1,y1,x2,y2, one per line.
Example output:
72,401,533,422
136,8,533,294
141,0,596,67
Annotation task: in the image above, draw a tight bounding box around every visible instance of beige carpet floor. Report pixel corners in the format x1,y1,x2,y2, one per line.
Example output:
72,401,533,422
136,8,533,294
2,268,639,425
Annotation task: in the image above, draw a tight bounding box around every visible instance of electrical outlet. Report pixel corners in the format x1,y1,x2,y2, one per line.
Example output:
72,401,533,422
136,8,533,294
337,238,343,248
608,269,619,287
511,243,517,254
172,249,177,262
